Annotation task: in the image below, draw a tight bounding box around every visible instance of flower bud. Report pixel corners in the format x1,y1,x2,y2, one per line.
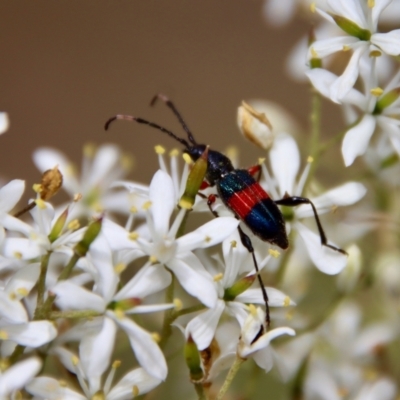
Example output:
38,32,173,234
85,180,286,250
329,13,371,40
179,147,208,210
39,166,63,201
224,275,256,301
48,207,69,243
184,335,204,382
74,217,102,257
237,101,274,150
373,87,400,115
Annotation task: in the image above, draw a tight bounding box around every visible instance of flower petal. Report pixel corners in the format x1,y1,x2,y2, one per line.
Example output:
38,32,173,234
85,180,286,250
149,170,175,236
372,30,400,56
270,133,299,196
26,376,86,400
0,180,25,214
236,287,295,307
110,312,167,380
342,114,376,166
108,368,162,399
176,217,239,253
52,281,106,313
167,257,217,308
80,317,117,381
4,321,57,347
330,45,367,103
186,300,225,350
0,357,42,397
297,223,347,274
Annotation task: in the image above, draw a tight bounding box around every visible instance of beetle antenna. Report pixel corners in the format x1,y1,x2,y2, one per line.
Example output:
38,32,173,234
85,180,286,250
151,93,197,145
105,114,190,148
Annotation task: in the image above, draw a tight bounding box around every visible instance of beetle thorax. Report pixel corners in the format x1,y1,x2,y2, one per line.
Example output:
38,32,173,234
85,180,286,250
185,144,235,186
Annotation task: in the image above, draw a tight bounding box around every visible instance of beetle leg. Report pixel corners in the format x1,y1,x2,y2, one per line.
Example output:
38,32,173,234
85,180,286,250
247,164,262,182
237,225,270,328
274,196,347,255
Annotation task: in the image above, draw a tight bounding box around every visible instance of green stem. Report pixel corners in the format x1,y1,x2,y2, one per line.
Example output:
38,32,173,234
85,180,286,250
36,252,51,310
159,272,176,349
194,383,207,400
304,89,321,191
58,252,80,281
216,356,245,400
49,309,102,320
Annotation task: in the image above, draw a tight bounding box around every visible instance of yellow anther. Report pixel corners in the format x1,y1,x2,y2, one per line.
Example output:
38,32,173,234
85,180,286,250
370,87,383,97
342,45,351,52
155,145,166,154
9,292,16,300
130,205,138,214
248,303,257,315
283,296,291,307
258,157,266,165
310,2,316,13
93,202,104,213
182,153,192,164
285,310,294,321
83,143,96,158
307,156,314,163
149,255,158,263
151,332,161,343
368,0,375,8
132,386,140,397
114,308,125,320
142,200,152,210
169,148,179,157
65,163,77,178
68,219,80,231
59,380,67,388
121,154,134,170
204,235,211,243
73,193,82,202
331,204,338,213
268,249,281,258
225,146,238,161
71,355,79,366
32,183,42,193
213,273,224,282
112,360,121,369
230,240,237,248
370,50,382,57
128,231,139,240
13,252,22,260
114,263,126,274
0,330,8,340
310,47,318,59
16,288,29,297
173,298,183,311
35,198,46,209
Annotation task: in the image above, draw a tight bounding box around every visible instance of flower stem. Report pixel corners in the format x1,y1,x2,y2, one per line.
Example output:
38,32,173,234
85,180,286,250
216,356,245,400
304,88,321,191
36,252,51,309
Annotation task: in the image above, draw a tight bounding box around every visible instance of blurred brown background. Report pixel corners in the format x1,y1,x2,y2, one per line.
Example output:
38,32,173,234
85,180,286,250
0,0,317,192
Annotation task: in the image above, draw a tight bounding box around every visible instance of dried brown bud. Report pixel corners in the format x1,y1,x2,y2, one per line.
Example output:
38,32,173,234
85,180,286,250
39,166,63,200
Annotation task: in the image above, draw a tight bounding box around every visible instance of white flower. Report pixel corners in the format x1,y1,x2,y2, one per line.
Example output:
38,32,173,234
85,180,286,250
307,67,400,165
237,306,295,372
0,357,42,398
102,169,240,308
185,231,294,350
309,0,400,102
1,201,85,260
33,145,132,219
261,132,366,273
0,112,9,135
50,234,172,381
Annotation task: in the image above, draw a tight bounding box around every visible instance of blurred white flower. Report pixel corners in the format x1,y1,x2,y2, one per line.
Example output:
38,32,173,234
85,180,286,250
33,144,132,219
308,0,400,102
261,132,366,273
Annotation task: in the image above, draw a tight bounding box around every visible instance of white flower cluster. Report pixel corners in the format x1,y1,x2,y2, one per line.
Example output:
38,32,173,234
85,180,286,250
0,129,367,398
1,1,399,397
